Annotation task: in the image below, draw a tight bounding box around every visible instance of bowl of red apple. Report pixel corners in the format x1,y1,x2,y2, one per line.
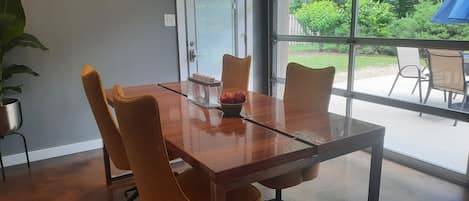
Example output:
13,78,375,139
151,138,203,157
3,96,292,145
219,91,246,117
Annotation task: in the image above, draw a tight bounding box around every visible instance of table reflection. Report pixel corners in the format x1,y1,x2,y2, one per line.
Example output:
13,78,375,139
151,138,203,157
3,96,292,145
143,88,313,174
243,91,383,146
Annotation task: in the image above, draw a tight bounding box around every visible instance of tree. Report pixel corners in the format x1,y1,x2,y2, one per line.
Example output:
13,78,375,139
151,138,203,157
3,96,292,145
290,0,312,14
377,0,418,18
336,0,396,38
295,1,343,51
391,0,469,40
291,0,347,14
295,1,342,36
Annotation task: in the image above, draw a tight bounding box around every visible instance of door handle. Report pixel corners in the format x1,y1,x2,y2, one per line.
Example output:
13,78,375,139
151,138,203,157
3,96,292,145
189,49,197,62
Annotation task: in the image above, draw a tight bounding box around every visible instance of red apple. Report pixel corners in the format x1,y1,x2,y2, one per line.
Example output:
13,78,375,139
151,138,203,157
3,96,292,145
220,95,229,103
220,92,235,104
233,91,246,103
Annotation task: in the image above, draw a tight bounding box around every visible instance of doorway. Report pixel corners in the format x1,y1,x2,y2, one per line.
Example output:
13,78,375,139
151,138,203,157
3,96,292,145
176,0,248,81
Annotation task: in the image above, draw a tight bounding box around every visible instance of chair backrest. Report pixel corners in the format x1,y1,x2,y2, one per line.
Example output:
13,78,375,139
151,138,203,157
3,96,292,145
426,49,465,94
221,54,252,91
284,63,335,112
112,85,189,201
396,47,422,76
81,65,130,170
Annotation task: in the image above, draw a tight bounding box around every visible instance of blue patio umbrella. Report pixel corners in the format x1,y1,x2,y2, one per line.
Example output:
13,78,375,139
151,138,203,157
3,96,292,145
431,0,469,24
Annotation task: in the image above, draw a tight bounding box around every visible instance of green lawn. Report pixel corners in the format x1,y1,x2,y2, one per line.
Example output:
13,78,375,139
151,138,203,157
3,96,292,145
287,44,398,71
289,43,345,52
288,54,397,71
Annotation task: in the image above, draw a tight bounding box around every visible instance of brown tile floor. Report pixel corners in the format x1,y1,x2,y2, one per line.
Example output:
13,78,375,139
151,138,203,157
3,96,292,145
0,149,467,201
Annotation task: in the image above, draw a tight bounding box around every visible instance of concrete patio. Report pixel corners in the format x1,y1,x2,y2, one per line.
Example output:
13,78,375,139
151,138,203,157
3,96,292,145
352,74,469,175
277,67,469,174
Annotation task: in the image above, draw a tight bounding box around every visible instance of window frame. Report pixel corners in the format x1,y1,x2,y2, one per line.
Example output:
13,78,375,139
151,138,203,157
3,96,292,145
269,0,469,186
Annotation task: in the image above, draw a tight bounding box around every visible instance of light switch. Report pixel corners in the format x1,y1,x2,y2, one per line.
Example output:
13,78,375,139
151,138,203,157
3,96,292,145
164,14,176,27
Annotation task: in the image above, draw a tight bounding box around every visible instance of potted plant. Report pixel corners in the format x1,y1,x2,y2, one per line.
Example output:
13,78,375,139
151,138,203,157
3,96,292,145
0,0,47,134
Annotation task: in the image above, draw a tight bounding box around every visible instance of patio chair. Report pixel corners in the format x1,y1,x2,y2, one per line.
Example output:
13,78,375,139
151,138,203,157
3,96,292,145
424,49,468,126
388,47,429,103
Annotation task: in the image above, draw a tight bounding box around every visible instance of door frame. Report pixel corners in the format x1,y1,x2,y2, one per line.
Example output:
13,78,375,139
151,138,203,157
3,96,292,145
176,0,253,82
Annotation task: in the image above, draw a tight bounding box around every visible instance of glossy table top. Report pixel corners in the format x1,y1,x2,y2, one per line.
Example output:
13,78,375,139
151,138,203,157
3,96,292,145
242,96,385,154
159,81,385,154
159,81,188,95
105,85,316,182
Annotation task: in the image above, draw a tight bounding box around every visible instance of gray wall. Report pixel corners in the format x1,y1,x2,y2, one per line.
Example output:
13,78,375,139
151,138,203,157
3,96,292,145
3,0,180,155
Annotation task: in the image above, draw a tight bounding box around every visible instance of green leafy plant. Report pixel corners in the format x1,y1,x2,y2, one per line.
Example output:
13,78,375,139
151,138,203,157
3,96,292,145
295,0,344,51
0,0,47,105
295,0,342,37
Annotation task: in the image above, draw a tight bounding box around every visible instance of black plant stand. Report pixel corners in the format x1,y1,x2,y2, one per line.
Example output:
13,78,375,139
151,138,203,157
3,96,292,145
0,131,31,181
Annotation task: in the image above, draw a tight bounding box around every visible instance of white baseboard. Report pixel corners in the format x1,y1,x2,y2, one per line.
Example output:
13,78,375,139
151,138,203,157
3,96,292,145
3,139,103,167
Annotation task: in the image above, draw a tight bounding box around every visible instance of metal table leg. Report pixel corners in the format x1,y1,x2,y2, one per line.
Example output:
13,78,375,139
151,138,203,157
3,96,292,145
368,138,384,201
210,181,226,201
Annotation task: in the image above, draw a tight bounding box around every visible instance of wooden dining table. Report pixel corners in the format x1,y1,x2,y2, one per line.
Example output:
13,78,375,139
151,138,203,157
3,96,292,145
105,82,385,201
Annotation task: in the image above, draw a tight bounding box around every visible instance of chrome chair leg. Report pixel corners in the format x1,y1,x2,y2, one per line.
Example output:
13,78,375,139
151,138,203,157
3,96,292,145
266,189,284,201
388,74,400,97
411,80,419,95
125,187,137,197
103,146,112,186
424,89,432,104
126,189,139,201
453,95,467,127
420,85,432,117
418,79,423,103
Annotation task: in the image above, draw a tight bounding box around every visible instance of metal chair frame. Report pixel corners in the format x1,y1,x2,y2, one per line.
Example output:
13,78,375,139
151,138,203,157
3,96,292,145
102,146,137,201
388,47,429,103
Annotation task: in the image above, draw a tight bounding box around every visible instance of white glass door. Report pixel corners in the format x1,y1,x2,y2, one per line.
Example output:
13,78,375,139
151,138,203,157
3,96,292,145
184,0,245,80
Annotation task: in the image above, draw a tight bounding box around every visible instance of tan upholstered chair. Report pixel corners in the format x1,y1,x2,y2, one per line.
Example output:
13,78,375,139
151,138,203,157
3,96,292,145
81,65,131,172
259,63,335,201
81,65,178,200
112,85,262,201
221,54,252,91
81,65,139,200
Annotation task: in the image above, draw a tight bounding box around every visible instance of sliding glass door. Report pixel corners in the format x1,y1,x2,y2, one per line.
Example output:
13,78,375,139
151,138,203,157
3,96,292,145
182,0,246,80
271,0,469,185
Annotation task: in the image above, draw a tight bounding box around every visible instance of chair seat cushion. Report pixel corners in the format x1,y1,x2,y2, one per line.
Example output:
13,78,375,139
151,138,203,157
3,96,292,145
177,168,261,201
259,164,319,189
